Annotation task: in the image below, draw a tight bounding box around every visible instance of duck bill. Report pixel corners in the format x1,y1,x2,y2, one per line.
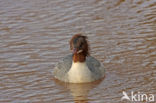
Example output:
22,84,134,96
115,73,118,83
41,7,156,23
73,48,77,54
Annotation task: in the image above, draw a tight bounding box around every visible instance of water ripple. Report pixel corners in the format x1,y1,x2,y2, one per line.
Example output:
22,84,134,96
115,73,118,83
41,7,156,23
0,0,156,102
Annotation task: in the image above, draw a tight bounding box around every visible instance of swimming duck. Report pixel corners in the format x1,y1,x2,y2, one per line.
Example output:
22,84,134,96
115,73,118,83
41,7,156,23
53,34,105,83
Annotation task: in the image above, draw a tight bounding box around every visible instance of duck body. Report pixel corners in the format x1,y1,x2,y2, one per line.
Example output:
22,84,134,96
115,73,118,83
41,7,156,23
53,34,105,83
53,54,105,83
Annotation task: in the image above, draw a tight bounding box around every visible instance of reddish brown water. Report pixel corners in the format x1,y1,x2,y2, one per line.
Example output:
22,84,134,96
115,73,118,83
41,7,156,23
0,0,156,103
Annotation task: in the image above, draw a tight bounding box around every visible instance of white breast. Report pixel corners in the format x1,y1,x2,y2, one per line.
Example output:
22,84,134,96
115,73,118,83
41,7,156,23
67,62,93,83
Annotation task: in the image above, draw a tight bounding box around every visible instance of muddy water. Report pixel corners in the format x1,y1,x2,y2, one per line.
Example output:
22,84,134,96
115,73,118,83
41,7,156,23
0,0,156,103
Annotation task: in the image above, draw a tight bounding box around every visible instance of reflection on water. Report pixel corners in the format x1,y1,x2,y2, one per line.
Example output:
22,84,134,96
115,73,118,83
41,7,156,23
0,0,156,103
53,78,103,103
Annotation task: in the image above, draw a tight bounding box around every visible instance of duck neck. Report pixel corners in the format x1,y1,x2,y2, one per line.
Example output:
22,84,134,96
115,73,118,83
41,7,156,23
73,53,86,63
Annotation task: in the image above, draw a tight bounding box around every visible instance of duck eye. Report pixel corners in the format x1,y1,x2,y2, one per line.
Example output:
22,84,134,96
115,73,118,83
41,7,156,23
79,43,83,49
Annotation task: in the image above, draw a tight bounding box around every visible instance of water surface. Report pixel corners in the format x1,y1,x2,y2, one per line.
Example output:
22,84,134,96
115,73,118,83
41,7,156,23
0,0,156,103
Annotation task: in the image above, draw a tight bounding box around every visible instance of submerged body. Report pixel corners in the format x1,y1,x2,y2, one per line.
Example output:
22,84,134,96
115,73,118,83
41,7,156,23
53,54,105,83
53,34,105,83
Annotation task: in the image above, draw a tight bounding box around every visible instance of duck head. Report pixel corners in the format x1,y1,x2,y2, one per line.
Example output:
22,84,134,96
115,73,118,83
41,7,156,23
70,34,90,62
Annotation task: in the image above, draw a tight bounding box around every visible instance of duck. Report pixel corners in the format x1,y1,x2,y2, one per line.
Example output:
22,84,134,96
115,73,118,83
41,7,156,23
53,34,105,83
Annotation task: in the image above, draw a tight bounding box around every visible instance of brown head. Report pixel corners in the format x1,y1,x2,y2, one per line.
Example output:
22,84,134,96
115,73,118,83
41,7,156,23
70,34,90,62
